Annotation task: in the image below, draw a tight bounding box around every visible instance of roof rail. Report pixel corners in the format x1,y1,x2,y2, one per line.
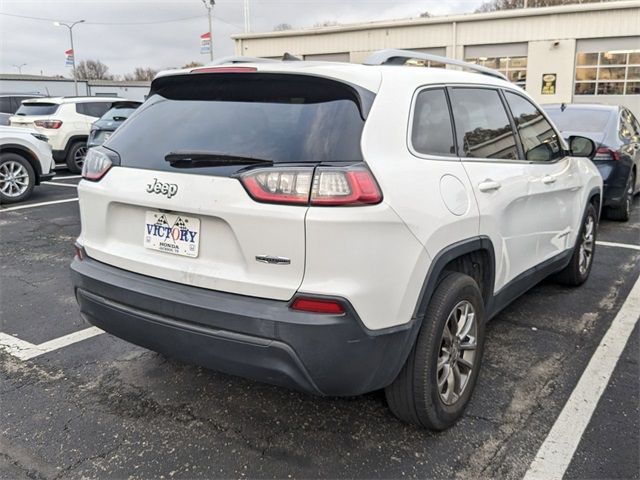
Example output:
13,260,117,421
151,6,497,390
363,49,509,81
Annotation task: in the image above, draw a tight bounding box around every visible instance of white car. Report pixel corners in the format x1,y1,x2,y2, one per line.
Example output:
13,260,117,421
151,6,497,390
0,125,55,203
71,51,602,430
9,96,121,173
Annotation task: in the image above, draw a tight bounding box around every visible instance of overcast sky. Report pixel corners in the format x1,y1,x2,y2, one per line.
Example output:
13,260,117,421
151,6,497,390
0,0,486,78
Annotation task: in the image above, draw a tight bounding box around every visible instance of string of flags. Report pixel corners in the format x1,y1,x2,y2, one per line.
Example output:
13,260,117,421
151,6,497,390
65,49,74,67
200,32,211,55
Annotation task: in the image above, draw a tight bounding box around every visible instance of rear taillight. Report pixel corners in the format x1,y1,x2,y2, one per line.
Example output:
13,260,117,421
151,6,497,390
594,147,620,161
34,119,62,129
290,297,345,314
82,147,119,181
238,164,382,206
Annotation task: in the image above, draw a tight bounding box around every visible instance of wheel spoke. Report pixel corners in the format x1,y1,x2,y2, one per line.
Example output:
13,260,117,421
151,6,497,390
458,356,474,370
438,364,451,389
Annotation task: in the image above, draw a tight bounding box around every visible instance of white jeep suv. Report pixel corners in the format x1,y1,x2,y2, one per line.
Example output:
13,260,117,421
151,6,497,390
9,96,120,173
71,51,602,430
0,125,55,203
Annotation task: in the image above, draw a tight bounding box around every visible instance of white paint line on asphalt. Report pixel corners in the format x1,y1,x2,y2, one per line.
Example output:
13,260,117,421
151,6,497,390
0,327,104,361
597,241,640,252
523,273,640,480
0,197,78,212
43,181,78,188
54,175,82,180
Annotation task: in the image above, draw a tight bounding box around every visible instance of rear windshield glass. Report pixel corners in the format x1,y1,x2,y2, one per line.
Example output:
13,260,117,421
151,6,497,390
107,73,370,174
544,108,612,133
15,102,59,116
101,107,138,121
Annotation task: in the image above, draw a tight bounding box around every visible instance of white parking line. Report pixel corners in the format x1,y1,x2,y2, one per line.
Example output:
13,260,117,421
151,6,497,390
0,197,78,212
0,327,104,361
43,181,78,188
597,241,640,252
523,273,640,480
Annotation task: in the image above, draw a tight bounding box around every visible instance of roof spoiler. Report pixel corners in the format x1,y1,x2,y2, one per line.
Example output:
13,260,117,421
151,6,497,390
363,49,509,81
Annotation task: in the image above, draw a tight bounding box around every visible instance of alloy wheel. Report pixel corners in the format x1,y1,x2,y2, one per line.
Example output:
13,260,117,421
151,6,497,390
437,300,478,406
578,214,595,275
0,160,30,198
74,146,88,169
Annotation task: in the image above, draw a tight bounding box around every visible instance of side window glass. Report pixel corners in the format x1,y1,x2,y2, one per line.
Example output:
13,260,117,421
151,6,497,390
620,110,636,141
75,103,87,115
449,88,518,160
88,102,111,118
411,88,456,156
504,91,562,162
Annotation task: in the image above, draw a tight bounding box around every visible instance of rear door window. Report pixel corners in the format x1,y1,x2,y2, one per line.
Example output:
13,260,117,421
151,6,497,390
108,73,371,176
77,102,112,118
504,91,562,162
410,88,456,157
15,102,59,116
449,88,518,160
0,97,12,114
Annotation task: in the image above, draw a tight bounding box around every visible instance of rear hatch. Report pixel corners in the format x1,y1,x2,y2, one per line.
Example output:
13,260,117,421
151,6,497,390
79,70,373,300
544,106,614,147
9,101,60,129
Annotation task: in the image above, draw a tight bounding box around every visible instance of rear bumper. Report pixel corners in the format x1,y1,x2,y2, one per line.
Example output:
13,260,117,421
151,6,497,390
70,256,416,396
595,161,631,207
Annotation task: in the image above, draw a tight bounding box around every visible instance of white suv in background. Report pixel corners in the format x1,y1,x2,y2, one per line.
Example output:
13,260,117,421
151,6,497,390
0,125,55,203
9,96,120,173
71,51,602,430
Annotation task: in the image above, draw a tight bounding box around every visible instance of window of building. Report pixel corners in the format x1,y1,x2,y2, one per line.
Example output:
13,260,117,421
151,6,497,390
449,88,518,160
575,50,640,96
411,88,456,156
465,56,528,88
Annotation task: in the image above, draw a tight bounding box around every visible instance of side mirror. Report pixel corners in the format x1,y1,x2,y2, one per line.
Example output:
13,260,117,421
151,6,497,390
569,135,596,159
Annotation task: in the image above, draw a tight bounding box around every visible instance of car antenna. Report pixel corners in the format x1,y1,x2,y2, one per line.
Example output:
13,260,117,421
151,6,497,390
560,102,567,112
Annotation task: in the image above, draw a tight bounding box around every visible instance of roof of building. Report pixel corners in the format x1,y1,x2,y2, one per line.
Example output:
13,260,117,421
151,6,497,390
0,73,150,87
232,0,640,40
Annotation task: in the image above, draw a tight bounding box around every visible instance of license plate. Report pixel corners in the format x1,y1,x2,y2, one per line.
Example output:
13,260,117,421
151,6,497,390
144,211,200,258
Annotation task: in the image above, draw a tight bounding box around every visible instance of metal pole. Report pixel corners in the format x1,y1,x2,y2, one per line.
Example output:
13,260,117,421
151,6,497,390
208,4,213,61
244,0,251,33
69,26,78,95
523,0,528,7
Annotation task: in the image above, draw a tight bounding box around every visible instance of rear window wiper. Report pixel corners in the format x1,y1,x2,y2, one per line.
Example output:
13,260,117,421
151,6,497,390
165,151,274,168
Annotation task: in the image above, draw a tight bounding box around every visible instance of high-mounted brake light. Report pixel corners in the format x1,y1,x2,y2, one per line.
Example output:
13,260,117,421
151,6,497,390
34,119,63,129
82,148,118,181
190,66,258,74
290,297,345,314
593,147,620,161
238,164,382,206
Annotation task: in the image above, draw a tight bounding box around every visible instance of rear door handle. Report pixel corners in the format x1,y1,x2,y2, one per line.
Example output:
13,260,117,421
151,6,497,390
542,175,557,185
478,180,501,192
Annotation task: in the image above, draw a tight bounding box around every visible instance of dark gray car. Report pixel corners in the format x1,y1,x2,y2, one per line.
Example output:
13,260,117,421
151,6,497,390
87,100,142,148
545,103,640,221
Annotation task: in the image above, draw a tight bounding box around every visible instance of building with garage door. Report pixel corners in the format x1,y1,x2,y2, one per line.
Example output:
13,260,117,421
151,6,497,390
232,0,640,117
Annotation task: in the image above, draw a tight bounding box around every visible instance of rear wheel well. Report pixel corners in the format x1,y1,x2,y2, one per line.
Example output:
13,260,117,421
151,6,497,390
441,249,493,307
589,192,601,220
0,146,42,181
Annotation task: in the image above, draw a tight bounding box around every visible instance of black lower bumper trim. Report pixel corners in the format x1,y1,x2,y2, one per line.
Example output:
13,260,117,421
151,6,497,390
71,257,416,396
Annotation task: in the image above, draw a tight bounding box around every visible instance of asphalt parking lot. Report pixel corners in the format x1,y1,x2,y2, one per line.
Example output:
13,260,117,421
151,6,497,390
1,173,638,480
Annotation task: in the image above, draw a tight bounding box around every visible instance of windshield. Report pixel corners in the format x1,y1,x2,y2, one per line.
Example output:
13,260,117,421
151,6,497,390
15,102,59,116
544,108,612,133
100,107,138,121
107,73,371,175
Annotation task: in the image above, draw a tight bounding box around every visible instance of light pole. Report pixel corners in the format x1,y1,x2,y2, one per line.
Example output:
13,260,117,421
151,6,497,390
12,63,27,74
201,0,215,61
54,19,85,95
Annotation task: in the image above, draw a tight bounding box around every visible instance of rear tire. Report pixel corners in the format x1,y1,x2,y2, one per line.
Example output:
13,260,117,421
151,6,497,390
66,141,87,174
385,272,485,430
606,172,634,222
556,203,597,286
0,153,35,204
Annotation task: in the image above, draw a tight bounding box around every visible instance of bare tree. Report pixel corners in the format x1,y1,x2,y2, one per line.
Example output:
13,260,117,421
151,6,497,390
313,20,340,28
420,11,432,17
73,60,112,80
123,67,157,81
476,0,617,12
182,61,204,69
273,23,294,31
